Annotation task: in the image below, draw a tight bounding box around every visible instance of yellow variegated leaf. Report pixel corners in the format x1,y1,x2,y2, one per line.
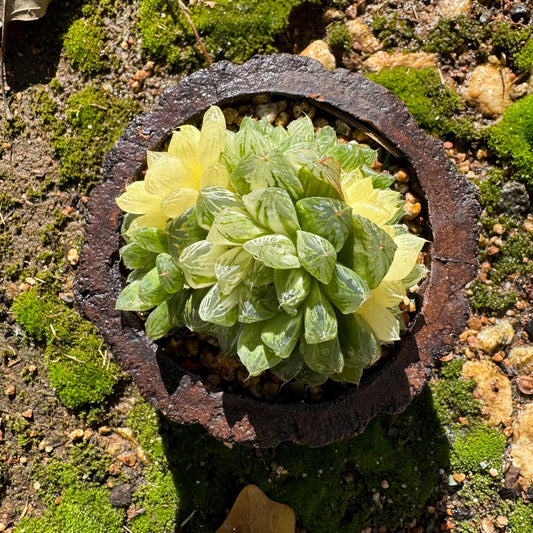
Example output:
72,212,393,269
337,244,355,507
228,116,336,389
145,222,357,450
358,297,401,342
200,162,231,189
384,233,426,281
342,176,373,207
167,125,202,180
160,188,199,218
116,181,161,214
144,156,192,196
350,203,391,226
372,280,406,308
126,213,169,236
198,106,227,169
146,150,166,168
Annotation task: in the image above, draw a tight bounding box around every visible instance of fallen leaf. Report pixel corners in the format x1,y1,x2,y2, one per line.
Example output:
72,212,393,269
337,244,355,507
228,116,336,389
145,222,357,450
217,484,296,533
0,0,52,26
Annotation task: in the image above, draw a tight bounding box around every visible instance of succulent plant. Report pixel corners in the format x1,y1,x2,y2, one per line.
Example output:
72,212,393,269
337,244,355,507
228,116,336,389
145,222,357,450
115,105,428,385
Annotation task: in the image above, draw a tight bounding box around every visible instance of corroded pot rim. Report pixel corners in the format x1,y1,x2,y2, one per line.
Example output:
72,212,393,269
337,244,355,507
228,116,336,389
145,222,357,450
75,54,479,447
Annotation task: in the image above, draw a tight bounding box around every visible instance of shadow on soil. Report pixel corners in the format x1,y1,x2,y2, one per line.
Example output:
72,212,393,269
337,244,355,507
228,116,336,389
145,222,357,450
158,386,450,532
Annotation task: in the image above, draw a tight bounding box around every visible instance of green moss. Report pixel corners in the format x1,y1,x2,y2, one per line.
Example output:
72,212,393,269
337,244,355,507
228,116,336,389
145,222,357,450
371,12,416,50
424,15,488,57
64,18,106,73
431,359,482,427
514,38,533,74
127,400,179,533
490,231,533,284
508,500,533,533
8,418,40,448
327,23,353,53
451,425,506,474
15,486,124,533
492,21,532,74
51,85,139,194
139,0,321,70
470,279,517,313
128,387,449,532
487,95,533,184
456,473,498,508
11,290,121,409
367,67,478,141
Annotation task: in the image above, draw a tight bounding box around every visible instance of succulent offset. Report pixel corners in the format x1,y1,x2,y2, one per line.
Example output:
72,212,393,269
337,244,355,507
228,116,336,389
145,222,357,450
115,105,428,385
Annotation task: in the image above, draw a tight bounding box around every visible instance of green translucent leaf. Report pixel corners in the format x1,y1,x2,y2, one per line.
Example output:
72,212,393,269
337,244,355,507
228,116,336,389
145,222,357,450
300,337,343,375
116,280,153,311
183,288,212,332
199,283,239,326
156,253,184,293
196,187,245,230
215,247,252,295
261,310,303,357
120,213,140,243
298,162,343,200
274,268,312,315
296,230,336,284
324,264,369,314
130,227,168,254
296,197,352,252
211,209,268,244
243,235,300,270
120,243,158,270
230,151,304,201
238,323,282,376
327,142,377,172
304,281,337,344
244,260,274,290
167,207,208,260
167,290,191,328
138,267,168,308
294,364,329,386
235,127,274,157
179,240,228,288
337,312,381,378
360,145,378,166
238,285,278,323
270,351,304,382
267,125,289,146
127,268,150,282
340,214,397,289
145,300,174,340
361,164,395,189
314,125,337,152
287,115,315,143
242,187,300,237
210,322,243,357
402,263,428,289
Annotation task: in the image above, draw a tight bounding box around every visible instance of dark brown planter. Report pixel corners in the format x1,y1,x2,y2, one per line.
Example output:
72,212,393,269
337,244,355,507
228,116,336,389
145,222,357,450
75,54,479,448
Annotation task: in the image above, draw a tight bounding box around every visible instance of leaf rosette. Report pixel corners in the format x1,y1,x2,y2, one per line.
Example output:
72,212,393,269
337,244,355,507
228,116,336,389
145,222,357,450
115,105,428,386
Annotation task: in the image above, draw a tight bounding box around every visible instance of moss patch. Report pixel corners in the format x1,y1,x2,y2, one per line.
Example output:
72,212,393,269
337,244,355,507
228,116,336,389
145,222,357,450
487,94,533,184
34,85,139,194
11,289,121,409
126,387,449,531
64,19,106,74
139,0,321,70
366,67,477,141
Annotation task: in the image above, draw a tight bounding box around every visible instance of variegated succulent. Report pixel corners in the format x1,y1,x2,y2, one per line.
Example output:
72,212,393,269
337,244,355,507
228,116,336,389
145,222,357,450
115,105,428,385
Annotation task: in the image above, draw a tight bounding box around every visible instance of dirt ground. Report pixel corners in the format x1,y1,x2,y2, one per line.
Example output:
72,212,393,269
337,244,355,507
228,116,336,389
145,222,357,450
1,0,533,532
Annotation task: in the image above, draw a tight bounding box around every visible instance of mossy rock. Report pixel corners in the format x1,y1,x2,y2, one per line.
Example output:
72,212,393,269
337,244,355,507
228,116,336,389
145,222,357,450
487,94,533,184
139,0,321,70
64,18,106,74
367,66,478,141
11,290,121,409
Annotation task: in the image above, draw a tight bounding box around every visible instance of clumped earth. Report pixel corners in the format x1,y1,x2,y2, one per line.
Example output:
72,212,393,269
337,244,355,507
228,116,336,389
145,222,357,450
1,0,533,532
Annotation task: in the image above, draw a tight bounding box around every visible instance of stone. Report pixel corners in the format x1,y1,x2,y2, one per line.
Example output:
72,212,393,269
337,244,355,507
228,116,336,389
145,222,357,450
517,376,533,395
300,40,336,71
117,452,137,467
476,319,514,353
256,101,287,123
68,428,84,441
364,51,438,72
510,3,530,23
346,19,381,54
462,61,513,116
510,404,533,485
462,360,513,426
495,182,530,216
109,483,133,508
506,345,533,373
437,0,472,17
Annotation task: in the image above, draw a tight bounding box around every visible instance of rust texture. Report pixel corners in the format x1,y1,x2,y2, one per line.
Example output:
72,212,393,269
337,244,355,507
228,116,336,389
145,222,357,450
75,54,480,447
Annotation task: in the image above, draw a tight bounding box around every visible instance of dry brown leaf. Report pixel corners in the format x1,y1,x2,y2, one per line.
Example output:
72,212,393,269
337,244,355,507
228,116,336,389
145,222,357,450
217,484,296,533
1,0,52,26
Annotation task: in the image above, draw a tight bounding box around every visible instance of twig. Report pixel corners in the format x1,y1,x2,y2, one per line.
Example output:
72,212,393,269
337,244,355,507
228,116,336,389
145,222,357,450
1,2,13,121
177,0,212,65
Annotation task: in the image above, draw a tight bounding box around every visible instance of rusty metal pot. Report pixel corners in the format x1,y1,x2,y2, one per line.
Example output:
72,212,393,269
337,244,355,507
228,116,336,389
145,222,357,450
75,54,479,447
